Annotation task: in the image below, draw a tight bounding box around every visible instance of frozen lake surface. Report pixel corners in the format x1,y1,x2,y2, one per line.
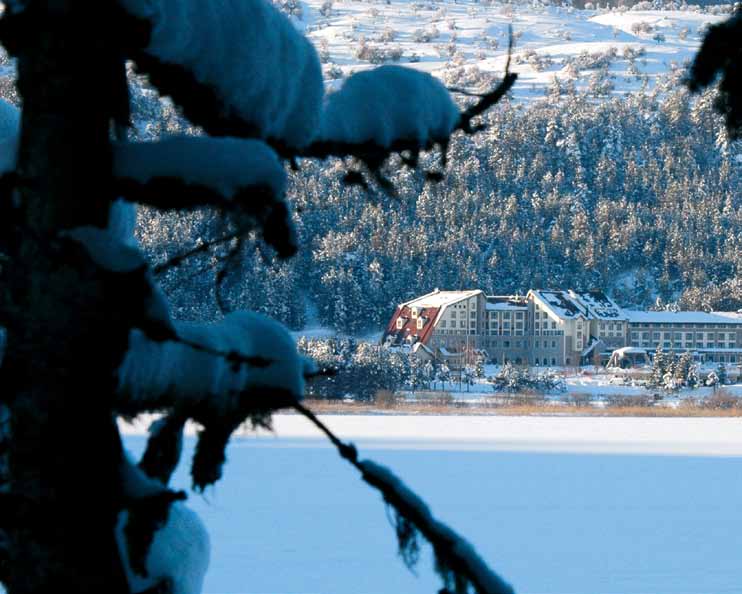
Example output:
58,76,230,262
123,415,742,594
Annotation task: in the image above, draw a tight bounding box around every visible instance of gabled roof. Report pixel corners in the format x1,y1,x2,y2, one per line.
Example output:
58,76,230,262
382,304,440,346
399,288,482,309
529,289,588,320
569,290,628,321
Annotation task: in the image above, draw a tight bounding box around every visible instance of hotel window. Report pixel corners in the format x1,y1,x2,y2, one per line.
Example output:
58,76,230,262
451,311,457,318
440,320,446,328
535,340,540,348
653,332,660,340
470,311,476,319
470,322,476,329
551,321,557,329
396,318,404,329
516,312,523,320
504,341,510,348
552,340,557,348
417,318,424,329
503,312,511,319
460,321,466,328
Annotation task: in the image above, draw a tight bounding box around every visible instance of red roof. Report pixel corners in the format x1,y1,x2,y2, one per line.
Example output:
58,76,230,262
382,305,440,346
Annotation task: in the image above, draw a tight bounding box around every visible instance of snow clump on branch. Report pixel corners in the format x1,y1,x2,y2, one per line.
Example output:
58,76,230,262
320,65,460,148
119,0,323,148
118,311,315,407
116,454,209,594
113,136,287,200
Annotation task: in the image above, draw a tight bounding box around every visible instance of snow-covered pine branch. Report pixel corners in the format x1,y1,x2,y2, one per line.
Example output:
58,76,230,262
117,452,209,594
303,61,517,192
687,8,742,139
319,65,460,151
61,201,175,343
118,0,323,150
295,404,515,594
117,311,317,489
113,136,296,258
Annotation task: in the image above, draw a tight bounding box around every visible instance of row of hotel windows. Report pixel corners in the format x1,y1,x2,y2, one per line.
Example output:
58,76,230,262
444,338,561,349
631,341,738,350
631,322,739,329
631,331,738,341
491,357,560,366
437,328,527,336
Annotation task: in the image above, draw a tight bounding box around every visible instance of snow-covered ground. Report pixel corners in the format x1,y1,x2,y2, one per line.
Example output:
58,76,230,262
298,0,729,100
123,415,742,594
416,364,742,400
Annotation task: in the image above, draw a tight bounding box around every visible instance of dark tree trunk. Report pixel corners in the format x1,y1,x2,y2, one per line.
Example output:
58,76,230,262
0,2,130,592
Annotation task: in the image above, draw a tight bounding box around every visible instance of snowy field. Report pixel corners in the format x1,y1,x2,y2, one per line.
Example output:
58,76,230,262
297,0,730,100
406,365,742,401
123,415,742,594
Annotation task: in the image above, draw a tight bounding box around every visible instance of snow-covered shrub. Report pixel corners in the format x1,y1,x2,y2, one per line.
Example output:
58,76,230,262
515,49,554,72
413,26,440,43
587,67,615,96
378,27,397,42
319,0,334,16
273,0,303,19
318,39,331,64
489,364,566,394
354,37,405,64
566,47,617,71
631,21,654,35
705,370,719,387
297,338,408,400
323,63,344,80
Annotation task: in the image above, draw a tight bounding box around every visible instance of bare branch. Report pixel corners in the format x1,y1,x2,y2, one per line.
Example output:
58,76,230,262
293,403,515,594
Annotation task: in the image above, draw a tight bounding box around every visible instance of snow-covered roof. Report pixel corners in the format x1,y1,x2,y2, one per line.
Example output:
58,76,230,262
400,289,482,309
714,311,742,322
529,290,588,320
412,342,434,355
485,296,528,311
569,290,627,321
625,310,742,325
612,346,650,356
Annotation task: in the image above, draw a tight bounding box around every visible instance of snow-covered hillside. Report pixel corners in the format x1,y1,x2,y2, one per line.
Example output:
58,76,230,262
295,0,729,100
